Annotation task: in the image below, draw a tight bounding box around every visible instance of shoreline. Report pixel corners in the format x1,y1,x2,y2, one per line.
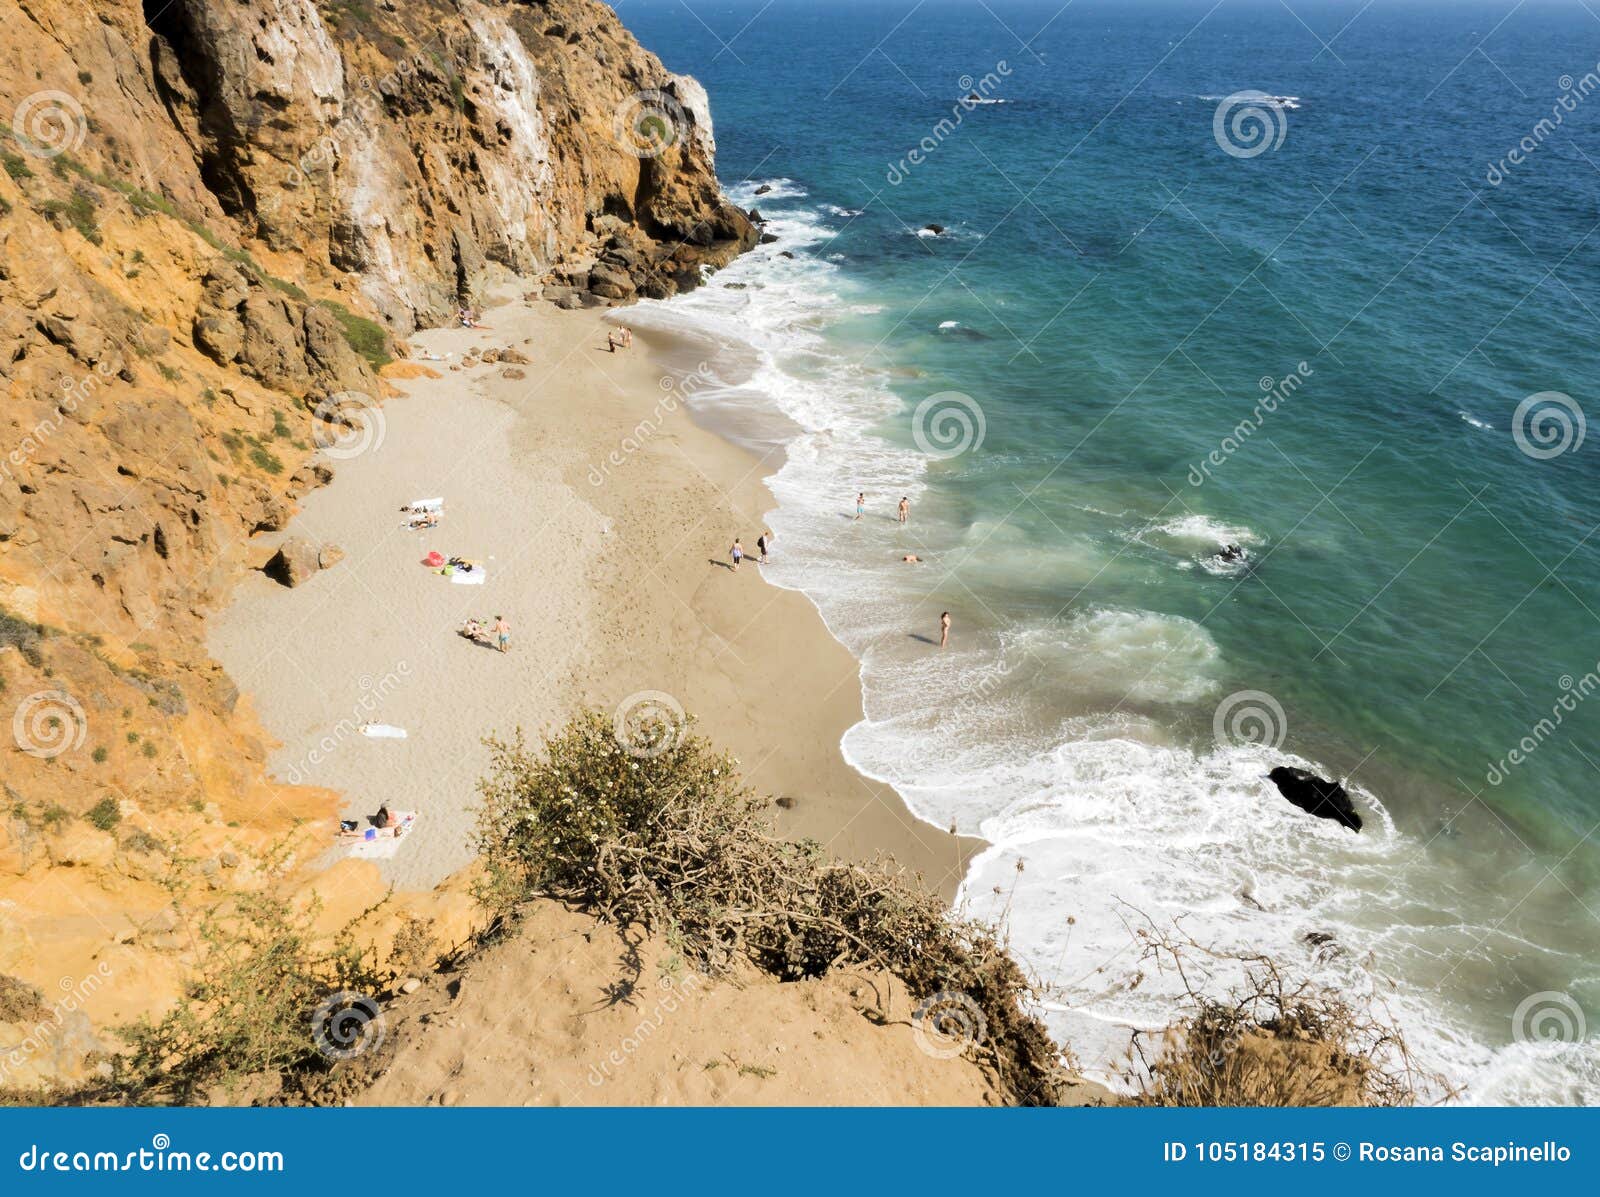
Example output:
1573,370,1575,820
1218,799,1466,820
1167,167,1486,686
209,284,981,899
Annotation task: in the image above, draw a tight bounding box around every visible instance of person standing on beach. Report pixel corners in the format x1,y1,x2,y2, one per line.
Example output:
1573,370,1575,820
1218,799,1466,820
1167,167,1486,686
757,532,770,563
898,496,910,524
855,492,866,521
492,615,510,654
731,539,744,571
940,611,951,649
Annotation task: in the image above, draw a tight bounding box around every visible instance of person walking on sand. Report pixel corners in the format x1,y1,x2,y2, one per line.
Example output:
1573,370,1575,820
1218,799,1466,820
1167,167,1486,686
492,615,510,654
898,496,910,524
730,538,744,571
757,532,771,563
855,492,866,521
939,611,951,649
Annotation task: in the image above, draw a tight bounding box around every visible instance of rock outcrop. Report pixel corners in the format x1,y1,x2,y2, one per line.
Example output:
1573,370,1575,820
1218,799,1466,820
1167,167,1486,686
1268,767,1363,832
0,0,753,1092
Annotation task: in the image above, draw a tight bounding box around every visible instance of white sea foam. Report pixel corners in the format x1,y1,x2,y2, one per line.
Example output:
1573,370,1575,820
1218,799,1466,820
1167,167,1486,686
628,190,1594,1106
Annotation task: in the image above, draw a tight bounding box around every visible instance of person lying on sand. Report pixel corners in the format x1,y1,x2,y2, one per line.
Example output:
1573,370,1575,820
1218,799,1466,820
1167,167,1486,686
408,509,440,529
461,618,486,644
902,554,921,563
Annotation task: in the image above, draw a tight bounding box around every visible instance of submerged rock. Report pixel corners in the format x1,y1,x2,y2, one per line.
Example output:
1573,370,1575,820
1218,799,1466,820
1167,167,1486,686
1268,766,1362,832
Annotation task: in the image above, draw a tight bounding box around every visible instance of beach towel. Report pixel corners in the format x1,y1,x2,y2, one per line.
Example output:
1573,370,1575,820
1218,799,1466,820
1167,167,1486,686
359,724,408,739
408,497,444,512
449,569,486,585
346,811,418,860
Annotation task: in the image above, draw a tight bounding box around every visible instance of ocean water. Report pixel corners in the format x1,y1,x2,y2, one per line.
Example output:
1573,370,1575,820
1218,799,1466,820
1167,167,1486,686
614,0,1600,1102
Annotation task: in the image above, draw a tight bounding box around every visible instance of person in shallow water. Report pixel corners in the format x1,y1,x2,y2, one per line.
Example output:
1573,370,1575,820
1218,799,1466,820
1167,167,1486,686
898,496,910,524
855,492,866,520
940,611,951,648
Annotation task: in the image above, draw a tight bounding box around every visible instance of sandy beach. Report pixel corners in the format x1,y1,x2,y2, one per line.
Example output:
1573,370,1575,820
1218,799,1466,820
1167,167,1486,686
209,285,979,897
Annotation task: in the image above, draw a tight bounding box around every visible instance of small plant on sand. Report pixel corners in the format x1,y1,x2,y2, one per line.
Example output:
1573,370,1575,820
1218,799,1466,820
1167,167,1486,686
476,710,1069,1104
109,883,385,1105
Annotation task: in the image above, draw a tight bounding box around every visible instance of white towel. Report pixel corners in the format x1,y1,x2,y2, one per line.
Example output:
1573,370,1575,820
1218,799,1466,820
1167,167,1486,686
346,812,418,859
359,724,408,739
449,569,486,585
408,497,444,512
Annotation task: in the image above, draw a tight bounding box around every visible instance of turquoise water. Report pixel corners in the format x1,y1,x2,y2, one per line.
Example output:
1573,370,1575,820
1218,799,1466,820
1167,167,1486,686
618,0,1600,1100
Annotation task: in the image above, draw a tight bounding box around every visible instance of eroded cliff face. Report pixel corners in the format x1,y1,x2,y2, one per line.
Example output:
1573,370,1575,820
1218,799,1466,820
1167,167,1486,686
0,0,751,1089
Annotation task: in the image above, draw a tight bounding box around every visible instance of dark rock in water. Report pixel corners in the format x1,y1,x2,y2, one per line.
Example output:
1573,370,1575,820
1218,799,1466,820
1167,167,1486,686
1268,767,1362,832
777,250,795,259
748,208,764,223
754,184,772,196
922,223,946,235
759,232,779,244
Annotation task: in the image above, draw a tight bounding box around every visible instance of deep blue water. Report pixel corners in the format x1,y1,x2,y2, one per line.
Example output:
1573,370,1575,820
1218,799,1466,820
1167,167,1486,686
617,0,1600,1100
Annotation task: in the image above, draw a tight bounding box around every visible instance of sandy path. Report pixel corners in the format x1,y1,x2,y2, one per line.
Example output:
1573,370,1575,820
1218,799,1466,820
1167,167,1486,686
209,290,978,894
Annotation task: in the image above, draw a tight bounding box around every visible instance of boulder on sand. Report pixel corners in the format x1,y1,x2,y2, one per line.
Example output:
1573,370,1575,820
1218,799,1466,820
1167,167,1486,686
264,537,322,587
1268,766,1362,832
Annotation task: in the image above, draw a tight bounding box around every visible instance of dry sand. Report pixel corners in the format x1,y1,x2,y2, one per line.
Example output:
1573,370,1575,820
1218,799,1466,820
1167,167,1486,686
210,289,979,896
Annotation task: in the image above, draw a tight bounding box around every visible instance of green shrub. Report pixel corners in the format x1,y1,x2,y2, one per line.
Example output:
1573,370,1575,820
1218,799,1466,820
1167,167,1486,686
86,796,121,831
3,151,32,180
109,889,384,1105
39,188,99,243
321,301,391,369
248,444,283,474
0,606,45,666
91,746,108,764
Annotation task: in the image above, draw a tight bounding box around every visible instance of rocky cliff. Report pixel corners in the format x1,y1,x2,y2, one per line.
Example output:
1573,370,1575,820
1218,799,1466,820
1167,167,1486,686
0,0,752,1090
